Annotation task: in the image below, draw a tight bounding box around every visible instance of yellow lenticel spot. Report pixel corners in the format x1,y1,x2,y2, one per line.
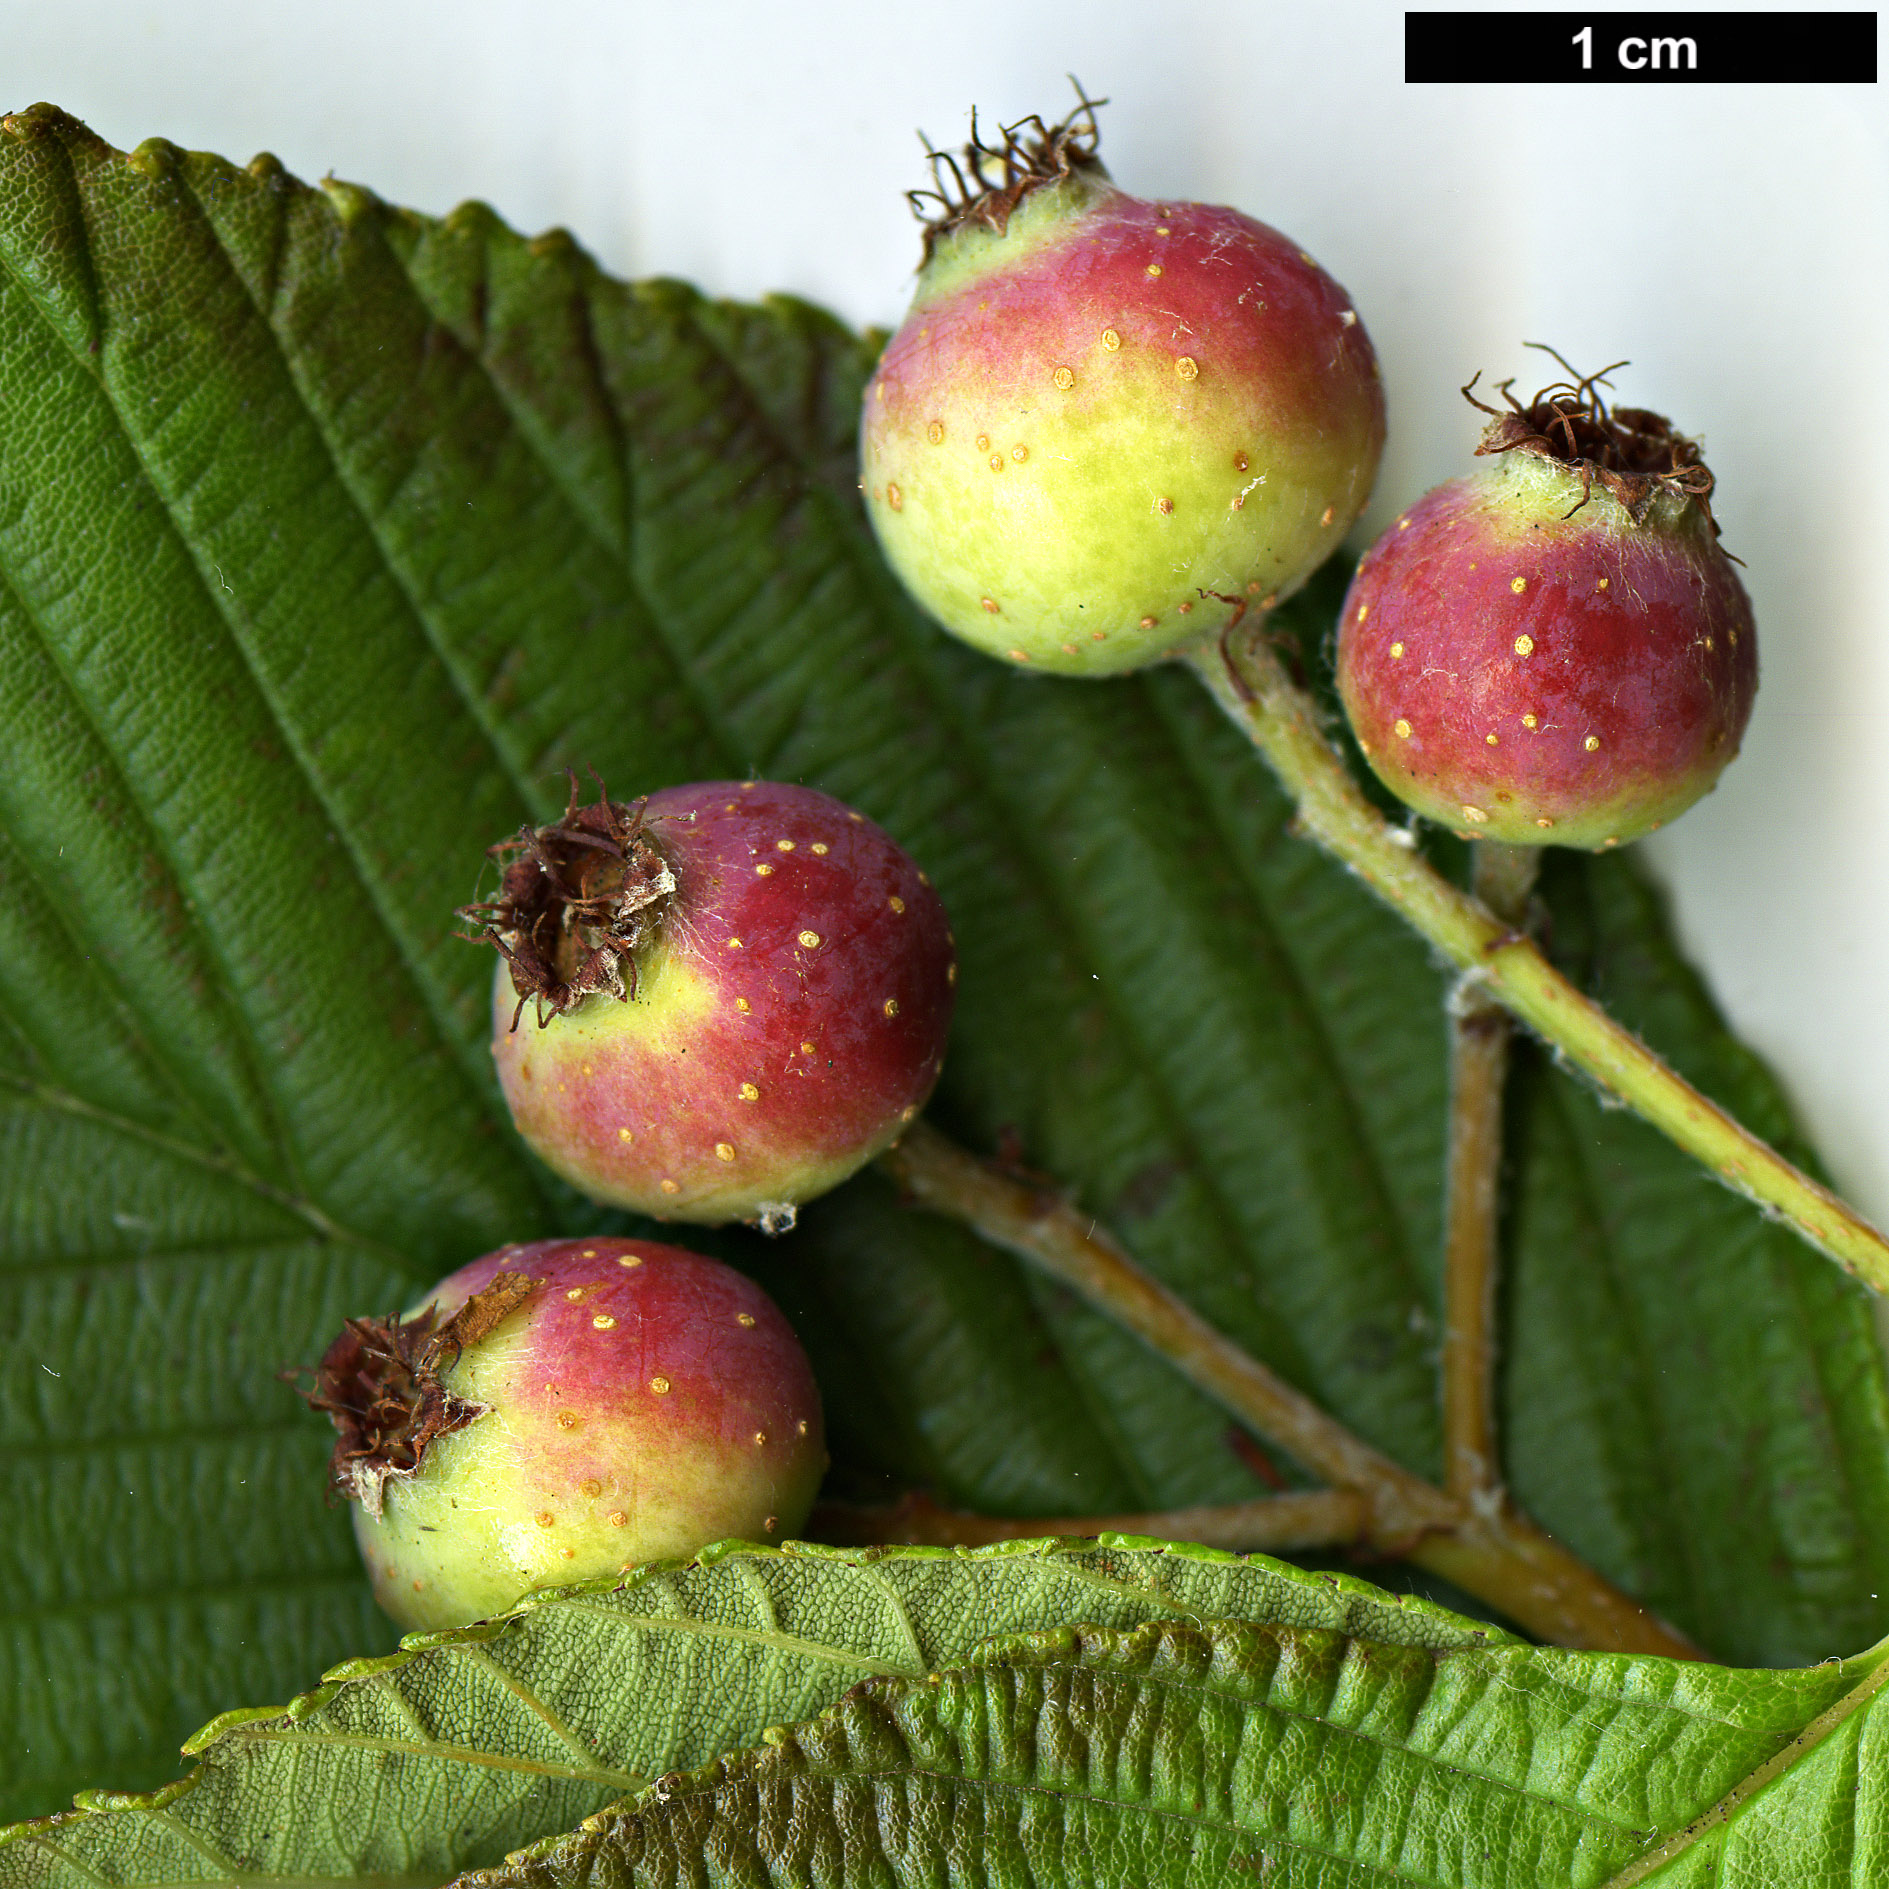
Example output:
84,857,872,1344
755,862,773,876
799,929,821,948
735,997,751,1013
1011,444,1028,462
1596,576,1610,591
649,1376,670,1395
797,1419,809,1436
536,1512,555,1528
581,1248,596,1257
1101,328,1121,350
884,999,900,1017
727,937,742,949
608,1510,629,1526
739,1082,759,1101
565,1287,585,1301
1235,451,1249,472
1514,634,1535,656
580,1478,602,1498
989,454,1004,472
800,1040,816,1055
926,420,944,444
982,597,1000,613
715,1143,735,1162
1522,714,1538,729
557,1411,578,1429
1155,496,1174,515
776,838,795,852
975,433,990,450
1146,263,1163,277
1389,642,1404,658
886,484,902,510
1511,577,1527,594
1320,506,1335,528
737,1312,757,1328
660,1179,680,1195
889,895,906,913
1175,356,1198,380
1537,818,1554,829
753,1431,767,1446
560,1547,575,1559
946,963,958,984
593,1314,617,1330
1394,719,1412,738
1140,614,1158,629
618,1254,643,1267
1356,604,1368,622
1052,366,1074,390
1585,735,1601,751
1461,805,1489,824
1486,733,1499,746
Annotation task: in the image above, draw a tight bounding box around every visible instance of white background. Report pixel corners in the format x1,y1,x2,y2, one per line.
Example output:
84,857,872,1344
10,1,1889,1223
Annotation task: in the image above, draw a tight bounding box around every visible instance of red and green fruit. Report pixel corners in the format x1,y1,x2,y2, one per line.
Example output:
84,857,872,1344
306,1238,827,1633
1336,371,1757,849
860,106,1385,676
463,779,956,1228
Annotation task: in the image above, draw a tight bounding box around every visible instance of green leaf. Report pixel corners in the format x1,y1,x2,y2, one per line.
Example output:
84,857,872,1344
2,99,1886,1831
0,1541,1506,1889
450,1614,1889,1889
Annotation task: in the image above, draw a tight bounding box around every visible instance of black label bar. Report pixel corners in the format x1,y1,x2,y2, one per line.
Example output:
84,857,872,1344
1406,11,1877,81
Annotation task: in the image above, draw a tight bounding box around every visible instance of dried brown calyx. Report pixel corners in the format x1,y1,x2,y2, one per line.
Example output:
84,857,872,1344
911,89,1107,262
1465,346,1720,533
457,772,677,1031
294,1271,538,1517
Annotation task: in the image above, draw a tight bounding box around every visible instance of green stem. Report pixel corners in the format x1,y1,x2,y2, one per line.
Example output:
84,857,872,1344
1441,842,1538,1501
881,1122,1700,1658
1184,619,1889,1295
813,1488,1368,1555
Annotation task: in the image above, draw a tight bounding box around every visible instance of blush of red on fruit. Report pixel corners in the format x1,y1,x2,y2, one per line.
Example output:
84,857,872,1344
1337,377,1756,849
320,1236,827,1633
484,781,955,1224
860,107,1384,675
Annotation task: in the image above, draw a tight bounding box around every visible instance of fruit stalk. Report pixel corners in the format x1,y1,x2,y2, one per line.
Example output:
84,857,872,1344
814,1487,1368,1555
1440,841,1537,1502
882,1121,1698,1656
1186,615,1889,1295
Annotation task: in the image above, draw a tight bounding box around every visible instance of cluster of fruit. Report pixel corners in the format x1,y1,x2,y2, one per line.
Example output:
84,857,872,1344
304,101,1754,1635
304,781,956,1631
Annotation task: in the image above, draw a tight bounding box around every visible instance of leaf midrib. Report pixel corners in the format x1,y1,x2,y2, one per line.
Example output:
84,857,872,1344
1596,1645,1889,1887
